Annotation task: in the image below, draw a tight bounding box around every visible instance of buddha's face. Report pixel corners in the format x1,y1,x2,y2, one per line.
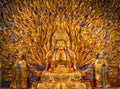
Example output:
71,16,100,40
56,40,66,50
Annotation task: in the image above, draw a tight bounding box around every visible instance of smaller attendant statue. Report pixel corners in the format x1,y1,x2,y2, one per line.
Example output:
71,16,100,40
11,54,27,89
94,53,110,88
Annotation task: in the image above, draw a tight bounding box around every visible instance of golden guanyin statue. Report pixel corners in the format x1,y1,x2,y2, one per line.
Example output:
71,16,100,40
31,29,87,89
45,39,76,73
38,39,86,89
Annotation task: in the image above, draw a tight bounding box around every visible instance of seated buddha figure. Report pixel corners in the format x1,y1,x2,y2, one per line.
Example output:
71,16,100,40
32,30,87,89
41,39,82,85
45,39,76,73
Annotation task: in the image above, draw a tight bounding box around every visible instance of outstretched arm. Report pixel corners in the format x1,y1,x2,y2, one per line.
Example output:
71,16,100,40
45,50,52,59
45,50,52,70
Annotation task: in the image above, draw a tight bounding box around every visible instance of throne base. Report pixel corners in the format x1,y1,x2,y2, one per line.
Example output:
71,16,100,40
31,82,87,89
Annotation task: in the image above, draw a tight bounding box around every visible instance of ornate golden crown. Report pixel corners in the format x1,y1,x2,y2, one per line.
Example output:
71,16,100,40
52,28,70,47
